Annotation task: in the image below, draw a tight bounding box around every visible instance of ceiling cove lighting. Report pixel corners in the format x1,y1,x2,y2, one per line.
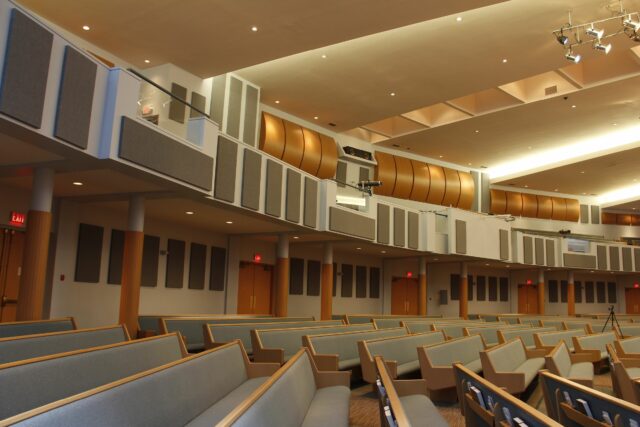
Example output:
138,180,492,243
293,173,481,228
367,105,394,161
488,123,640,180
598,183,640,205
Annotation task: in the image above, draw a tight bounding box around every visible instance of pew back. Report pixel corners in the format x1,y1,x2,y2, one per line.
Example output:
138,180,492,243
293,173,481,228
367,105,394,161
535,329,587,351
464,325,530,347
138,314,273,335
0,317,76,339
498,327,555,348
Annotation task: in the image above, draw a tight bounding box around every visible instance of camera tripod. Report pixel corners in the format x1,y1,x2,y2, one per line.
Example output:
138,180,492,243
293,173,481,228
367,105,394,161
602,305,622,334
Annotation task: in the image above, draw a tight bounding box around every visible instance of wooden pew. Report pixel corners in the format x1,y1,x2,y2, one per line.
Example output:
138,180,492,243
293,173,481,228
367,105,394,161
480,338,546,395
137,313,272,336
0,317,76,339
0,325,129,365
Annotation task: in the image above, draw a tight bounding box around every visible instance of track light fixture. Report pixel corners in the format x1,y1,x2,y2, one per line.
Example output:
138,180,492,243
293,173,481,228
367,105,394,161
553,2,640,62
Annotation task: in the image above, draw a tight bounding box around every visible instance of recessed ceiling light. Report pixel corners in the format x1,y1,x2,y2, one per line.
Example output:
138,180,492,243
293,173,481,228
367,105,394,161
485,263,490,266
582,192,587,195
468,163,472,166
580,171,585,174
456,16,463,22
356,247,362,250
554,188,559,192
185,211,194,215
250,26,258,32
524,185,528,188
314,116,318,120
275,100,280,104
633,208,637,210
612,123,618,126
527,146,532,150
474,130,480,133
144,59,150,64
390,92,396,97
321,54,327,59
225,220,233,224
571,105,576,108
439,155,443,158
293,236,299,239
381,250,386,254
590,270,595,273
72,181,83,186
502,58,508,63
506,265,510,268
82,25,90,31
433,258,439,261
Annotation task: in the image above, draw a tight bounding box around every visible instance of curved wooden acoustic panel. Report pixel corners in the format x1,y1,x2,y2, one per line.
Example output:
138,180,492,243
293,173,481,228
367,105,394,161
617,214,633,226
317,134,338,179
426,165,445,205
259,112,285,159
441,168,461,207
521,193,538,218
632,215,640,226
457,172,475,210
505,191,523,216
409,160,430,202
282,121,305,168
601,212,617,225
490,189,507,214
536,196,552,219
551,197,566,221
392,155,414,199
374,151,396,196
299,128,322,176
565,198,580,222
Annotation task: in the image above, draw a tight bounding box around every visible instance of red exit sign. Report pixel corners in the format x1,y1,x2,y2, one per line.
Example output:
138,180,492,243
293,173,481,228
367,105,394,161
9,211,25,227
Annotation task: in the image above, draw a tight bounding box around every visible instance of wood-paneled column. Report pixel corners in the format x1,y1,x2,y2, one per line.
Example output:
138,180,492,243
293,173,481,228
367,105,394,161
17,168,54,320
118,196,144,337
538,269,545,315
567,270,576,316
459,262,468,319
275,234,289,317
320,243,333,320
418,257,427,315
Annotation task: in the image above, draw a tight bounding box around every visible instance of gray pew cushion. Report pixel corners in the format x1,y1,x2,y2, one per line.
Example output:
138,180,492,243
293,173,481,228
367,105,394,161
301,386,350,427
397,360,420,376
569,362,594,382
0,319,74,339
338,358,360,370
465,359,483,373
514,358,545,385
398,395,448,427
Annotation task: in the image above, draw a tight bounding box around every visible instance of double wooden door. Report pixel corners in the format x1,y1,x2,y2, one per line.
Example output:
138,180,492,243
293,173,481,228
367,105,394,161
0,228,24,322
237,262,273,315
517,284,539,314
391,277,419,315
626,288,640,314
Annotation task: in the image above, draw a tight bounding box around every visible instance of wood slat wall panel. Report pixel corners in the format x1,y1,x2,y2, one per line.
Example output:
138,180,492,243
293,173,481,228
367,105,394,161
317,134,338,179
442,168,461,207
505,191,523,216
259,112,285,159
536,195,552,219
282,121,305,168
426,165,446,205
299,129,322,176
392,155,414,199
617,214,633,226
521,193,538,218
374,151,396,196
458,172,475,210
601,212,617,224
551,197,567,221
565,199,580,222
409,160,429,202
490,189,507,214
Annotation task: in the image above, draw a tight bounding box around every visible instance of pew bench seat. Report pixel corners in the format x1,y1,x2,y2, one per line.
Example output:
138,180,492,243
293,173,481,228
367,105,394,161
480,338,545,395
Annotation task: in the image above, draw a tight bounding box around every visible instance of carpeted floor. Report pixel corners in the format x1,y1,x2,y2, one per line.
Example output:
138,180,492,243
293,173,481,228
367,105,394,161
348,371,615,426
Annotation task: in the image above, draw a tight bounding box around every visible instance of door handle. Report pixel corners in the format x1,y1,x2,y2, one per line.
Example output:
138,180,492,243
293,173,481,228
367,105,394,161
1,297,17,307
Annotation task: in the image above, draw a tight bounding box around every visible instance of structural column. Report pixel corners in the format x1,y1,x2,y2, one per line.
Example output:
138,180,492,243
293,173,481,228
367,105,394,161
275,234,289,317
537,270,545,315
16,168,54,320
418,257,428,315
567,270,576,316
118,196,145,337
459,262,468,319
320,243,333,320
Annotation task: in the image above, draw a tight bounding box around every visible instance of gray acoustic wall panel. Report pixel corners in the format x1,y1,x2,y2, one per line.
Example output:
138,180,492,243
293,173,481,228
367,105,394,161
499,230,509,260
393,208,406,247
303,178,318,228
227,76,243,139
265,160,283,217
563,253,597,269
407,212,419,249
241,149,261,210
523,236,533,265
213,136,238,202
597,245,608,270
169,83,187,123
285,170,301,223
610,246,620,271
55,47,96,148
591,206,600,224
481,173,491,214
243,85,259,145
455,220,467,254
141,235,160,287
119,117,213,190
75,223,103,283
635,248,640,272
359,167,370,182
471,171,480,212
535,238,544,266
188,243,206,290
189,92,206,118
210,75,226,125
165,239,185,288
0,10,53,128
579,204,589,224
377,204,390,244
336,161,347,187
546,240,556,267
622,247,633,272
329,207,375,240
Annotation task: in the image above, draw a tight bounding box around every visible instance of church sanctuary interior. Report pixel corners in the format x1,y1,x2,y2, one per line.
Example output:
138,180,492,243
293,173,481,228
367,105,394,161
6,0,640,425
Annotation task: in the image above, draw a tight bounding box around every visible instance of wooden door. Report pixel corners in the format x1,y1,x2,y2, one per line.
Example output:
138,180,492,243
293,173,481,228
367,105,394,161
0,229,24,322
626,288,640,314
253,265,272,315
237,262,255,314
391,278,407,315
517,284,538,314
405,278,419,315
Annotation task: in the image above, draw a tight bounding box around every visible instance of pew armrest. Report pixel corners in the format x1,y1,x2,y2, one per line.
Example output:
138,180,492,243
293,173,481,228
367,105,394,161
392,379,428,397
312,354,340,371
571,350,600,363
315,370,351,388
526,348,551,358
385,360,398,378
254,348,285,365
247,361,281,378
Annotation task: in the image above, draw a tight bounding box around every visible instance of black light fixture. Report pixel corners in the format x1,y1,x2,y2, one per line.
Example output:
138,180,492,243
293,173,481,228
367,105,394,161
556,32,569,45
